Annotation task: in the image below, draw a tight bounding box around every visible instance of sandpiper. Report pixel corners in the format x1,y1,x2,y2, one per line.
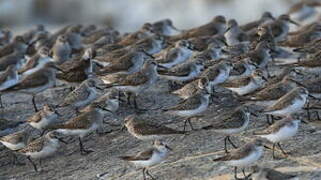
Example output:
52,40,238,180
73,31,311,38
213,139,264,180
225,19,249,46
187,34,227,52
57,47,95,83
192,42,223,62
58,78,103,112
203,105,253,153
65,26,83,52
281,24,321,47
172,15,226,40
118,23,155,46
172,77,209,99
0,65,19,108
251,166,298,180
118,140,172,180
164,89,210,131
158,59,204,82
52,102,108,155
0,50,26,72
157,40,194,68
0,130,29,164
247,41,271,69
134,34,166,55
201,61,234,93
18,131,66,172
152,19,181,36
26,104,59,135
124,115,184,141
93,89,120,113
287,1,321,21
220,69,267,96
3,62,59,112
0,35,27,58
263,87,309,121
240,11,275,32
18,46,53,77
100,60,159,109
228,58,257,80
254,116,301,159
95,47,152,75
52,35,72,64
263,14,300,42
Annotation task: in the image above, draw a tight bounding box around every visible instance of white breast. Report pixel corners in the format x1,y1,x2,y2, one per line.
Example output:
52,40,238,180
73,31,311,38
228,146,263,167
268,98,306,116
259,123,299,143
0,141,25,150
132,150,167,167
227,81,258,96
26,139,60,159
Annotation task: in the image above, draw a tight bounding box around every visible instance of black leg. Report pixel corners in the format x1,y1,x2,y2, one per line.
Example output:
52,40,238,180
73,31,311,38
79,137,94,155
0,94,3,108
187,118,194,131
271,116,275,124
227,136,237,149
277,143,288,156
234,167,240,180
224,136,229,153
272,143,276,159
316,111,321,121
126,92,132,105
32,95,38,112
183,119,188,132
27,156,38,172
142,168,147,180
146,169,156,180
307,101,311,121
266,115,272,125
40,129,46,136
242,168,246,177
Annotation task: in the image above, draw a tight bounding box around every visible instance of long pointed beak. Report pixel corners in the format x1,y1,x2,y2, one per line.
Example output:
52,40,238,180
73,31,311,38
309,94,321,100
225,27,231,33
58,138,68,144
301,119,309,124
290,19,300,26
157,64,168,69
263,145,272,150
165,145,173,151
250,112,258,117
262,76,268,81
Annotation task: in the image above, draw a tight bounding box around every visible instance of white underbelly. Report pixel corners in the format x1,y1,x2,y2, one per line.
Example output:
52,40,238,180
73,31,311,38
260,125,298,143
227,147,263,167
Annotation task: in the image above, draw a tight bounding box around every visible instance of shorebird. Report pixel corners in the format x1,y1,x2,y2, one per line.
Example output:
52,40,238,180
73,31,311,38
201,61,234,93
187,34,227,52
92,89,120,113
51,35,72,64
2,62,59,112
118,23,155,46
291,57,321,74
124,114,184,141
58,78,104,112
26,104,59,135
224,19,249,46
254,116,301,159
18,131,66,172
152,19,181,36
0,130,29,164
95,47,152,75
134,34,166,55
158,59,204,83
171,15,226,40
192,42,223,62
241,75,305,107
246,41,272,70
263,14,300,42
118,140,172,180
163,89,210,131
220,69,267,96
228,58,257,80
0,65,19,108
80,24,97,37
240,11,275,32
57,47,95,83
157,40,194,68
51,102,109,155
203,105,253,153
0,49,26,72
65,26,83,52
18,46,53,77
250,165,298,180
172,77,209,99
0,35,28,58
263,87,309,123
100,60,159,109
213,139,264,180
287,1,321,21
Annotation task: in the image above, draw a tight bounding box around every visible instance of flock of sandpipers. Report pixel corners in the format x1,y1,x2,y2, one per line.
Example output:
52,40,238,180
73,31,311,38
1,0,321,179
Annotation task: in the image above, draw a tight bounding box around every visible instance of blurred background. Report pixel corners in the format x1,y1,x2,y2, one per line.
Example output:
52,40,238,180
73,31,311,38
0,0,301,33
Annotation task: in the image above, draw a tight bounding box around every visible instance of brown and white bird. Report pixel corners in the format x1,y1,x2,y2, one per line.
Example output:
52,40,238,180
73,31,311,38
250,165,298,180
225,19,249,46
240,11,275,32
118,140,172,180
213,139,264,180
124,115,184,141
0,35,27,58
287,1,321,21
18,131,66,172
254,116,301,159
51,35,72,64
152,19,181,36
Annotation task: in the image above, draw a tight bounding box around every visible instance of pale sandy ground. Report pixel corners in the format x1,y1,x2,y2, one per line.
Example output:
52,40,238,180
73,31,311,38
1,68,321,180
